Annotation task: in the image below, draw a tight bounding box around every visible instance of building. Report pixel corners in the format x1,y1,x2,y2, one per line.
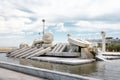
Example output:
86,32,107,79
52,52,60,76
88,37,120,47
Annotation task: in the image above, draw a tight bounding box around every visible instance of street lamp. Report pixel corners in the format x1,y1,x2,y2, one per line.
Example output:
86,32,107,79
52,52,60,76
42,19,45,36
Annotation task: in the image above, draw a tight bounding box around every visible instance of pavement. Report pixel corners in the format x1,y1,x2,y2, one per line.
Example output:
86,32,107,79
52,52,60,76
0,68,47,80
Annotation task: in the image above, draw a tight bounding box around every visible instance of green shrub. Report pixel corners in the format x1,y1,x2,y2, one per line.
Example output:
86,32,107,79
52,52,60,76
106,45,120,52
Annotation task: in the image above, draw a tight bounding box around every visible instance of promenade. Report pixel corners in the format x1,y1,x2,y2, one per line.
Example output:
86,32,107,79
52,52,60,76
0,68,47,80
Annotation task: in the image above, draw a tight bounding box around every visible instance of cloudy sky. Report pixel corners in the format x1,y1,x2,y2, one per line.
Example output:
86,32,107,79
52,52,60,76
0,0,120,47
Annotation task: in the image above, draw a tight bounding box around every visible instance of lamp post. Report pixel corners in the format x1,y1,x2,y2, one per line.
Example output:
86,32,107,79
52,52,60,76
42,19,45,36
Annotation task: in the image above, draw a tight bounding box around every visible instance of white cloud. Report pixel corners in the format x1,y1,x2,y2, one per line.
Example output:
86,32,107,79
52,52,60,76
72,20,120,32
55,23,68,32
1,0,120,33
0,0,120,47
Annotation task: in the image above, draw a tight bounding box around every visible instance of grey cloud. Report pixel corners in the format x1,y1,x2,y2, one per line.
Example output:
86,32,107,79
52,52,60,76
18,8,34,13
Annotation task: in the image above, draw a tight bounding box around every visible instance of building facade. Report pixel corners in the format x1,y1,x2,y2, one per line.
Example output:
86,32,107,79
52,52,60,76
88,37,120,47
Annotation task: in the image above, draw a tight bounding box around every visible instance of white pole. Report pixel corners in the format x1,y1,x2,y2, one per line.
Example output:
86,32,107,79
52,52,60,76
101,31,106,52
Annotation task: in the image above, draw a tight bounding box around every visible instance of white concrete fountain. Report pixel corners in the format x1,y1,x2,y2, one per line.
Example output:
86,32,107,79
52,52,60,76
7,33,97,65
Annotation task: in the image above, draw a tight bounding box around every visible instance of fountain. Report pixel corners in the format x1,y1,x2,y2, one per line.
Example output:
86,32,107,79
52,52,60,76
7,33,97,65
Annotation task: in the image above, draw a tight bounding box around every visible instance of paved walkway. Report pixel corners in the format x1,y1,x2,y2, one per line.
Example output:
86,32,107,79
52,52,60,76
0,68,47,80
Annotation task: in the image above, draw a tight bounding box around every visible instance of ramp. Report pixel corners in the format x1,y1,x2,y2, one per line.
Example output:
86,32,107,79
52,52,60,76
19,47,44,58
14,48,37,58
8,48,26,56
26,47,51,59
9,48,31,57
51,44,60,53
54,43,63,52
51,43,66,53
49,43,67,56
7,48,21,56
59,43,66,52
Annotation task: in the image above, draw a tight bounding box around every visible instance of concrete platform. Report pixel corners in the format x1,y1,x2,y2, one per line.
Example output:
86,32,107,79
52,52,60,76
47,52,80,57
102,52,120,56
96,52,120,61
104,56,120,60
31,57,95,65
0,68,47,80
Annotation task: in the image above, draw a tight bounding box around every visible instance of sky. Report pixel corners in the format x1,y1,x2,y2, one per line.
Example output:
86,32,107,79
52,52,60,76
0,0,120,47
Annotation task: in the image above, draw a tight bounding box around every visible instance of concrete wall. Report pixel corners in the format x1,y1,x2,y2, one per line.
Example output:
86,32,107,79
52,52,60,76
0,61,99,80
